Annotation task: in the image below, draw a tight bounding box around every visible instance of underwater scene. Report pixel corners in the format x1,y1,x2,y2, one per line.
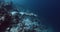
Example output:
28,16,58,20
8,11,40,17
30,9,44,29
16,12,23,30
0,0,55,32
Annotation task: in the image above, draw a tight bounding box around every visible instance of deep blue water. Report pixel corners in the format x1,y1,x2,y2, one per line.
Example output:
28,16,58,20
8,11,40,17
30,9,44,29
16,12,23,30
24,0,60,32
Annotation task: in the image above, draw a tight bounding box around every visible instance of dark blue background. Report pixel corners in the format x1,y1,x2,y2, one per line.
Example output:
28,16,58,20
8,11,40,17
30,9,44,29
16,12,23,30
36,0,60,32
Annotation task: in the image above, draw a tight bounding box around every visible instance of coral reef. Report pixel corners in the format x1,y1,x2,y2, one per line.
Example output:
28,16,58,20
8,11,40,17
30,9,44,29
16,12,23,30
0,0,48,32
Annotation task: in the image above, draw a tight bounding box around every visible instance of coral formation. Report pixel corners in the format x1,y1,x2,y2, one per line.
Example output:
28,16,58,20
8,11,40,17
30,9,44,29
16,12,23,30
0,0,48,32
